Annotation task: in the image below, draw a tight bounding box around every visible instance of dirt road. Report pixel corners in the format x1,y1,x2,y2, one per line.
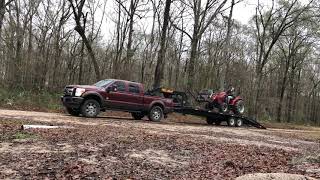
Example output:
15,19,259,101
0,109,319,179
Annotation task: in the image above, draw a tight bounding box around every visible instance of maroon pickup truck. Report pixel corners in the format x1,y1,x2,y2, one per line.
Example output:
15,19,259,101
61,79,174,121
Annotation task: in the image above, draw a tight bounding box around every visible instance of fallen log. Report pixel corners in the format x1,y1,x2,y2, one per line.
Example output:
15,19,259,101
21,125,73,130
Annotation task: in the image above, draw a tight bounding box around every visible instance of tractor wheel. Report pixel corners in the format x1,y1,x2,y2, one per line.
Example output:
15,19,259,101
235,100,245,114
220,102,229,113
227,117,236,127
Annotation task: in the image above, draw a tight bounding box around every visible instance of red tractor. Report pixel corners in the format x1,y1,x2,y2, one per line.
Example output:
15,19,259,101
199,89,244,115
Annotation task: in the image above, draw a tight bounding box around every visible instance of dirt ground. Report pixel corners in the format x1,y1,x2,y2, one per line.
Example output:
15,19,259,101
0,109,319,179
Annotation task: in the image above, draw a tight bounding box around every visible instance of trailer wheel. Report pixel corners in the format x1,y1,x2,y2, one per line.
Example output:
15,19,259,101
227,117,236,126
235,118,243,127
206,117,214,125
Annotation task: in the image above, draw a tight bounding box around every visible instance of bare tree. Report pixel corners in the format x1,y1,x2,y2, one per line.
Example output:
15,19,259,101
68,0,101,80
171,0,228,89
153,0,171,88
253,0,313,117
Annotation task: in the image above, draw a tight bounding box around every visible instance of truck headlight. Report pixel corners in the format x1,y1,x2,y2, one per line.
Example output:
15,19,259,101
75,88,86,97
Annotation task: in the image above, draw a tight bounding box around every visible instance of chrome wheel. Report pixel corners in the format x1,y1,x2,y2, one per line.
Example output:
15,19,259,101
227,117,236,126
236,118,243,127
148,106,163,121
81,99,100,118
86,103,97,116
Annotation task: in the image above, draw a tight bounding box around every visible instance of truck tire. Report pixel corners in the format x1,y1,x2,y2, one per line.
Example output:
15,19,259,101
148,106,163,121
66,107,80,116
81,99,100,118
227,117,236,127
131,112,144,120
235,118,243,127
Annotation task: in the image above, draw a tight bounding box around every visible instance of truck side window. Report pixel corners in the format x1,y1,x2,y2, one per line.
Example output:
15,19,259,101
129,84,140,94
114,81,126,92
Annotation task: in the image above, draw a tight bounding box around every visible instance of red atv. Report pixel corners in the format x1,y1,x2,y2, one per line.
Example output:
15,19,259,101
199,90,244,115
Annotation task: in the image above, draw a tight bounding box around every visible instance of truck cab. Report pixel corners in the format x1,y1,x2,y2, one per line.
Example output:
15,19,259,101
61,79,174,121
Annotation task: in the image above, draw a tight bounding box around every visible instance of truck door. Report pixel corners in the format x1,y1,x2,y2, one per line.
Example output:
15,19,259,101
125,83,144,111
105,81,128,109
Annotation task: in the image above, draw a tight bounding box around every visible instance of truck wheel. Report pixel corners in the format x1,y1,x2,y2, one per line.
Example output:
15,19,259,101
131,112,144,120
235,118,243,127
227,117,236,127
206,117,214,125
148,106,163,121
66,107,80,116
81,99,100,118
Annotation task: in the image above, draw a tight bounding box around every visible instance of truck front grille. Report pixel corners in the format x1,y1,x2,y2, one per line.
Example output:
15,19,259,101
64,87,74,96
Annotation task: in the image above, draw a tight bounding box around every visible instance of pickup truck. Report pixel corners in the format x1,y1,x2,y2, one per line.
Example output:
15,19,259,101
61,79,174,121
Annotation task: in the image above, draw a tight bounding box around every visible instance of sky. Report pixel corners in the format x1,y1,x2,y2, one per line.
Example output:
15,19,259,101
98,0,310,41
100,0,266,41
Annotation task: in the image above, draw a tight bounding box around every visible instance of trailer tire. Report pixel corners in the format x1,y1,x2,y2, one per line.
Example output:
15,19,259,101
206,117,214,125
235,118,243,127
227,117,236,126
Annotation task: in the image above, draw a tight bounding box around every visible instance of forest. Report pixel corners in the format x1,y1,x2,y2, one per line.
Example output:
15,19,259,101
0,0,319,124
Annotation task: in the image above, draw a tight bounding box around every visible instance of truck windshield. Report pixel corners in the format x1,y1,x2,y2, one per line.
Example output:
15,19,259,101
94,79,113,87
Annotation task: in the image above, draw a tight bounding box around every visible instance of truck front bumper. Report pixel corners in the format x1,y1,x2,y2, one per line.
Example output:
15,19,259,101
61,96,84,109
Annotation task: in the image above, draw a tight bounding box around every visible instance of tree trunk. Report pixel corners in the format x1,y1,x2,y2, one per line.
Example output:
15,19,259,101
153,0,171,88
220,0,234,91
